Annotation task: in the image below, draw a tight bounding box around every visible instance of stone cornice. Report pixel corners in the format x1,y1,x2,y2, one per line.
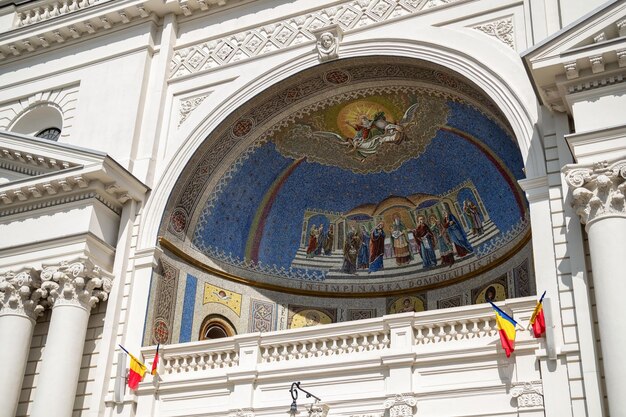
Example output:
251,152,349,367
0,0,153,62
40,256,113,310
563,159,626,226
0,0,249,63
0,132,149,216
0,267,46,320
0,146,78,176
522,1,626,114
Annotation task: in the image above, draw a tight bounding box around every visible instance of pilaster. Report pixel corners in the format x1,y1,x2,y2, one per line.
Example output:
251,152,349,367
31,257,113,417
0,268,48,417
563,158,626,417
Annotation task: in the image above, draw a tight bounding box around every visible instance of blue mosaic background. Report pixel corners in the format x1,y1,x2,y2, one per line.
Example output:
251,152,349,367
179,274,197,343
192,102,525,270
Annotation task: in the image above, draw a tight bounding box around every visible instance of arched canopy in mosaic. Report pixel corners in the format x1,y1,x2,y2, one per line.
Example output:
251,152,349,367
159,56,530,297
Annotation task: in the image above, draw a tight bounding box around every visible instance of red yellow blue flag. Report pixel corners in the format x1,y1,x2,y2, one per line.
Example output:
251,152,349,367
488,301,518,357
151,343,160,376
119,345,147,390
529,291,547,338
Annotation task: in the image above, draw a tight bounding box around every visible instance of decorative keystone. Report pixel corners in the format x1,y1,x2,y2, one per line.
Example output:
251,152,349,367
312,24,343,62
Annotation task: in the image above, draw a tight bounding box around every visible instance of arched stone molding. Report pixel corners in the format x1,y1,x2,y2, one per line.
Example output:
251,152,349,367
0,84,79,141
137,25,545,254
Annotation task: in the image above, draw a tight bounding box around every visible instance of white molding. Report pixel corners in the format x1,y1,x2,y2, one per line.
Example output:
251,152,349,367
138,28,543,250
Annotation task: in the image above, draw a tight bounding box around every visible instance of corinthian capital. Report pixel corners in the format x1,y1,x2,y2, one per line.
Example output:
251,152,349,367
0,268,46,320
564,159,626,225
40,258,113,310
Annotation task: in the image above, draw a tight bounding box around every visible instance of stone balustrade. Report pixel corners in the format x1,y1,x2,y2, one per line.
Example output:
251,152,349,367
143,297,537,380
161,339,240,375
135,298,541,417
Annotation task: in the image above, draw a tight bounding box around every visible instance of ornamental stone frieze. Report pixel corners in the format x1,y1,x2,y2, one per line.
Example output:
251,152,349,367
383,394,417,417
511,381,544,408
563,159,626,225
0,268,46,320
40,258,113,310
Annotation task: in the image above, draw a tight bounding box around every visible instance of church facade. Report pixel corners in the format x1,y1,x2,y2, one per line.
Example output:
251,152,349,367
0,0,624,416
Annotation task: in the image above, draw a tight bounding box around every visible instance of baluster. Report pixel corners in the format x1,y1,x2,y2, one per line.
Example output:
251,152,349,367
272,346,280,362
206,353,215,369
215,352,223,368
426,325,435,344
448,321,458,341
310,341,319,357
370,333,380,350
289,343,298,360
329,339,338,355
198,353,206,370
232,351,239,366
320,339,329,356
23,10,32,25
436,324,446,343
172,356,180,373
339,337,348,354
223,352,233,368
189,354,197,371
348,336,359,352
280,344,289,361
415,327,425,345
381,333,390,348
469,319,479,338
51,2,61,17
42,5,51,20
299,341,308,359
459,320,469,340
481,318,491,337
163,356,172,374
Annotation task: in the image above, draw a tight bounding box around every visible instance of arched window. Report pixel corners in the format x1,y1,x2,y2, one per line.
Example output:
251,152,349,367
35,127,61,142
10,103,63,140
199,315,236,340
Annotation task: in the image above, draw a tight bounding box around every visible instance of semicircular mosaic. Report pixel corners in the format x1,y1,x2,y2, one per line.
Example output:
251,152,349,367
163,57,529,296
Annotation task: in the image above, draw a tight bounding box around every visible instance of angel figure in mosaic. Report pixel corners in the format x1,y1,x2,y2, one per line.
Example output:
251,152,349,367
309,103,420,162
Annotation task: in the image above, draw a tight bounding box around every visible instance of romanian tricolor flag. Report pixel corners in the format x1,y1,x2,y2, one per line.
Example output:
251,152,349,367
489,301,518,358
151,343,160,376
127,352,147,390
529,291,547,338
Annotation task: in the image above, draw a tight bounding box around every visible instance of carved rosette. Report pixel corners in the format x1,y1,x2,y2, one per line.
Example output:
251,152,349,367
0,268,46,320
40,258,113,310
511,381,544,408
564,160,626,225
383,394,417,417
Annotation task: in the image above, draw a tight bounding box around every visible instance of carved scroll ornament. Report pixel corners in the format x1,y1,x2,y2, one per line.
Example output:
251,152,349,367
564,159,626,225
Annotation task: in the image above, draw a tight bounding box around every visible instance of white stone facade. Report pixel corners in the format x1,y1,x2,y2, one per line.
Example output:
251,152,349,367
0,1,624,417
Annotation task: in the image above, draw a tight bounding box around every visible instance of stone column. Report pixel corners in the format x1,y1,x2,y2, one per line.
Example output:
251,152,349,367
0,268,46,417
30,258,112,417
564,159,626,417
